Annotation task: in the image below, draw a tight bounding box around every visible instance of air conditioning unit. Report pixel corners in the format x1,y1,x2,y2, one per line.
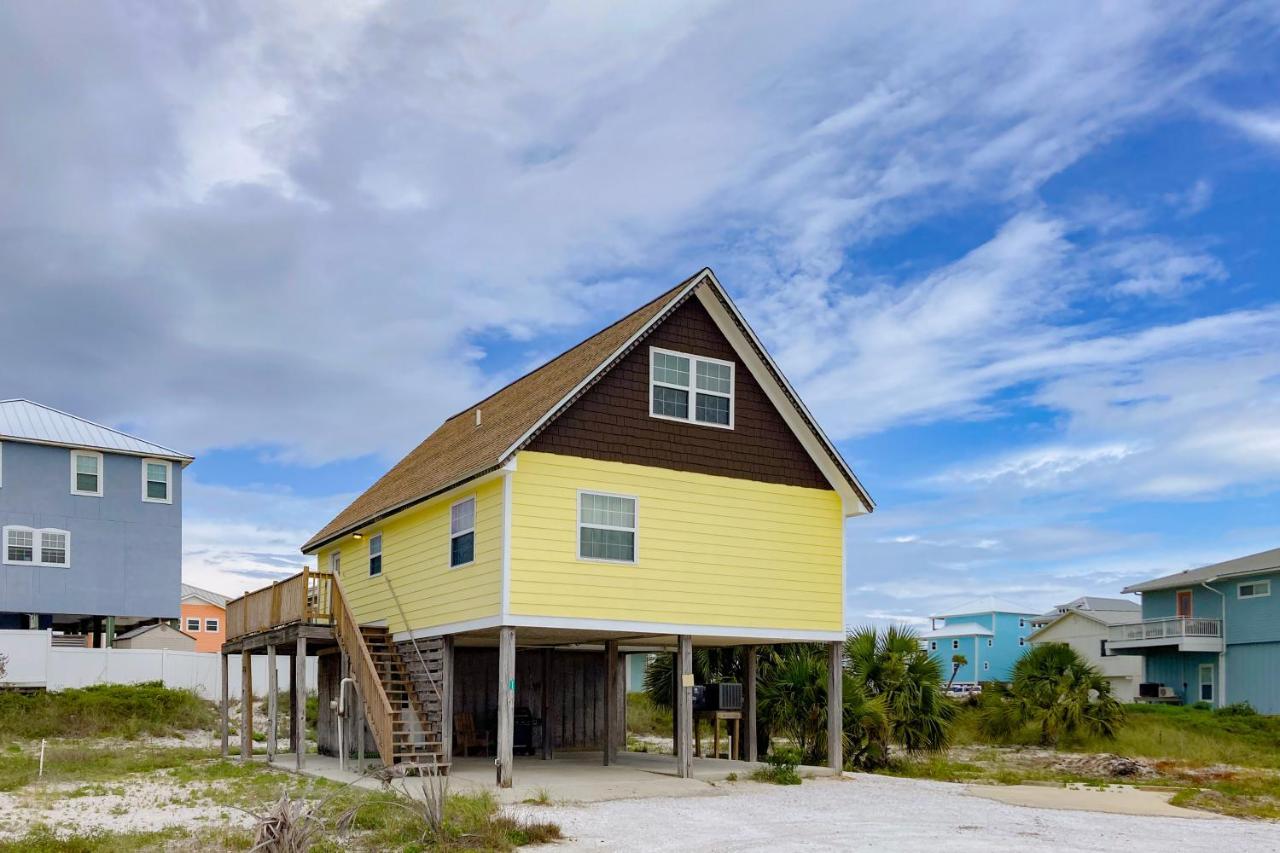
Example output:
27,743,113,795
1158,686,1177,699
1138,682,1161,698
693,683,743,712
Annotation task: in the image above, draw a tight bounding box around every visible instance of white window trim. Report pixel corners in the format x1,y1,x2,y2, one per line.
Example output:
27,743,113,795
951,640,959,650
648,346,735,430
576,489,639,565
4,525,70,568
1238,579,1271,600
1199,663,1215,703
185,617,201,633
448,495,477,569
70,450,104,497
141,458,173,504
368,531,383,577
205,618,219,633
0,441,4,488
329,550,341,575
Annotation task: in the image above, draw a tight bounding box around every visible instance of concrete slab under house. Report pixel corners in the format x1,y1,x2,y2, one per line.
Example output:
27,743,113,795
220,269,873,788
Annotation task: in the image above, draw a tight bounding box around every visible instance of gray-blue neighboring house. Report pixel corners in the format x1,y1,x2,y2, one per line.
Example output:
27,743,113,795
1110,547,1280,714
0,399,193,644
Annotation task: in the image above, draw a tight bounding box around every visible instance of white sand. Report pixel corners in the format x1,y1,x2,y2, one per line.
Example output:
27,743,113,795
511,774,1280,852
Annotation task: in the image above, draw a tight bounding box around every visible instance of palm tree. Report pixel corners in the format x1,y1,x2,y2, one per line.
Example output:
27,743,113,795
846,625,955,754
947,654,967,689
977,642,1124,746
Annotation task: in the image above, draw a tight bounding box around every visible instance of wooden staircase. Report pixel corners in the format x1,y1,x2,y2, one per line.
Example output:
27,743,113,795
330,573,448,774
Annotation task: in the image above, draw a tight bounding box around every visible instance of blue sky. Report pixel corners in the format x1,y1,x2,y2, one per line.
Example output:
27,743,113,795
2,2,1278,623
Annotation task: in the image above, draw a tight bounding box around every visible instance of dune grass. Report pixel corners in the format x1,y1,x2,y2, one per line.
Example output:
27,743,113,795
626,691,672,737
0,683,215,741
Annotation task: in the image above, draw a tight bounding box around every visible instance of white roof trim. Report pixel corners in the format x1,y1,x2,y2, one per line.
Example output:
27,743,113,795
0,399,192,463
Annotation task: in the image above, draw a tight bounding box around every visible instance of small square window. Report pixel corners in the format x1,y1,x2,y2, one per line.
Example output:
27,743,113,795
651,385,689,419
951,640,959,650
6,528,33,563
930,641,937,651
368,533,383,577
205,619,219,633
987,639,993,647
1019,637,1026,646
578,492,637,563
186,618,201,632
983,661,991,671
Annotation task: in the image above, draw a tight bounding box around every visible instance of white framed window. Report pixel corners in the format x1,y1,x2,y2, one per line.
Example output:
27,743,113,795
649,347,734,428
71,450,103,496
368,533,383,577
929,641,937,651
983,661,991,671
951,640,959,650
1238,580,1271,600
4,526,70,567
1018,618,1026,628
205,618,219,633
1199,663,1214,703
578,491,637,563
450,496,476,568
186,617,201,632
141,458,172,503
987,639,993,647
1018,637,1026,646
329,550,341,575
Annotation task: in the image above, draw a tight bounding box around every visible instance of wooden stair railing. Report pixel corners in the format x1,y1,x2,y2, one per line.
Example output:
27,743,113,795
329,573,398,767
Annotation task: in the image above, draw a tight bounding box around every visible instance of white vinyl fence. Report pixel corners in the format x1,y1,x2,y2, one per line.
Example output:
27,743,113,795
0,630,317,701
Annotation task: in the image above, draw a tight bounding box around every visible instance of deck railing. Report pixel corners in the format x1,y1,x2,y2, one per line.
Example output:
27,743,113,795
225,568,334,640
1109,617,1222,644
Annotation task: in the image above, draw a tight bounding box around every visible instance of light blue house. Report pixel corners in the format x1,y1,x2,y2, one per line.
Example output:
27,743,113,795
0,400,192,644
1111,547,1280,713
922,596,1038,684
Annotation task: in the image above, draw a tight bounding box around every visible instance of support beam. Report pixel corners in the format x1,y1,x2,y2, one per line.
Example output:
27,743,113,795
744,645,758,762
441,636,455,766
266,645,278,763
104,615,115,649
827,640,842,771
355,681,365,775
496,626,516,788
287,654,298,756
603,640,618,765
220,653,230,758
676,635,693,779
338,648,349,767
540,648,554,760
614,649,627,752
295,636,307,770
240,651,252,763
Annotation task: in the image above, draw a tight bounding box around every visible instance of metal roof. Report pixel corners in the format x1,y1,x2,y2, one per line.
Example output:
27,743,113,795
181,583,230,608
1123,546,1280,594
920,621,994,639
931,595,1039,619
0,399,192,462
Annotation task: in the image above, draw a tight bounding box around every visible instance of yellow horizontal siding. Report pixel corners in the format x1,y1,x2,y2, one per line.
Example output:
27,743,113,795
509,451,844,631
319,477,503,634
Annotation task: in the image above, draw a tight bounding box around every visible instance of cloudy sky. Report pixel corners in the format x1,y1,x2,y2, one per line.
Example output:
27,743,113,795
4,2,1279,624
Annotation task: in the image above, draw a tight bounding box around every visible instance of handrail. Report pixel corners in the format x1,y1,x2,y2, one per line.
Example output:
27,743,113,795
1110,617,1222,642
329,571,397,767
383,574,443,707
225,568,334,641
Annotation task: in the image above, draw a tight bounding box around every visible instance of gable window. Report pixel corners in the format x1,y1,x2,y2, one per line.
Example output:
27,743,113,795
71,450,103,496
649,347,734,428
578,491,637,563
205,618,219,633
368,533,382,577
450,497,476,568
142,459,172,503
186,618,201,632
4,526,69,567
1238,580,1271,600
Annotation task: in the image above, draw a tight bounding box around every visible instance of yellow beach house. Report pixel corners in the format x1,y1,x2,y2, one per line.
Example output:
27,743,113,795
221,268,872,786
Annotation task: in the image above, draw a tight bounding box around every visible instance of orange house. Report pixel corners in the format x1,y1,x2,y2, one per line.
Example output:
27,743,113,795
180,584,229,653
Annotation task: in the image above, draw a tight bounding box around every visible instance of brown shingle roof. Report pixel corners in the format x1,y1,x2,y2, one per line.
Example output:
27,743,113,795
302,272,704,552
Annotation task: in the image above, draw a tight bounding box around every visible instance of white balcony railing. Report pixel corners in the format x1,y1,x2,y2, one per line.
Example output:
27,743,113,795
1110,617,1222,644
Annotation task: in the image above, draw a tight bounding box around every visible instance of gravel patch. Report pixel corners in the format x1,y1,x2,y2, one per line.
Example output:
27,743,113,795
512,774,1280,852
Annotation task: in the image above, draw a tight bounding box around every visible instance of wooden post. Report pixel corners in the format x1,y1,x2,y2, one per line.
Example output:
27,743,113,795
603,640,618,765
744,645,758,762
104,615,116,648
266,645,278,763
827,640,842,771
220,653,230,758
339,648,349,767
295,636,307,770
287,653,298,756
355,682,366,775
614,651,627,752
676,635,693,779
541,648,554,760
497,626,516,788
240,652,252,763
441,636,455,765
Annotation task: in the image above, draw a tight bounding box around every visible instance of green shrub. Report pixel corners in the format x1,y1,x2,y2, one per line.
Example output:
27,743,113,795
0,683,215,740
752,747,802,785
1215,702,1257,717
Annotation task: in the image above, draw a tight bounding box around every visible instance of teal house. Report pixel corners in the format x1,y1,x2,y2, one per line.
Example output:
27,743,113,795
921,596,1038,684
1113,547,1280,713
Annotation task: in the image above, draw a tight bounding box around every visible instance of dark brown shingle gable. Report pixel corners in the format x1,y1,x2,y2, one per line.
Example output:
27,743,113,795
302,269,871,553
